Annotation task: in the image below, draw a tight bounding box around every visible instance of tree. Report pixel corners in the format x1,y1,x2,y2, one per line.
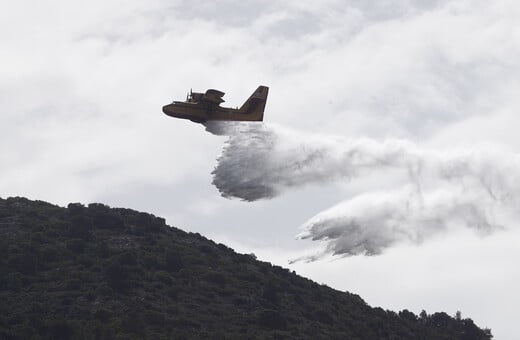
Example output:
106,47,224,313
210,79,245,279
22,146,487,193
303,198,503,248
455,310,462,320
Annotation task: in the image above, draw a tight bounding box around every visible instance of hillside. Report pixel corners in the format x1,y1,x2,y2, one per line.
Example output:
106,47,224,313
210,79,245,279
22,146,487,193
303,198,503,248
0,196,492,339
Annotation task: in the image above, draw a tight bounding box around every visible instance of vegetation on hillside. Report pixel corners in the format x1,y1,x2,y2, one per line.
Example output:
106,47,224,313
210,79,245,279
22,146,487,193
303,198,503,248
0,197,492,339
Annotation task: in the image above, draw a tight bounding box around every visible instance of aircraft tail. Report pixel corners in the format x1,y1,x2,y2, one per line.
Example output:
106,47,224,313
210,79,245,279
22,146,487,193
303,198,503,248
239,86,269,121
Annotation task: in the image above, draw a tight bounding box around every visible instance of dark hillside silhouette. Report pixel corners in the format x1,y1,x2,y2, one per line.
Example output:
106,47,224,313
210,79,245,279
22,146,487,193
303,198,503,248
0,197,492,339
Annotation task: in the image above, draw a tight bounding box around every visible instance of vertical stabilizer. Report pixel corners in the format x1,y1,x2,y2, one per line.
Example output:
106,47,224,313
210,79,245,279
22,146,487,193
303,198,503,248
239,86,269,121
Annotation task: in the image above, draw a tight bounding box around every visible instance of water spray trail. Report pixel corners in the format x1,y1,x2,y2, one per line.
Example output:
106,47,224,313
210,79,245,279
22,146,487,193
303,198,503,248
206,121,520,258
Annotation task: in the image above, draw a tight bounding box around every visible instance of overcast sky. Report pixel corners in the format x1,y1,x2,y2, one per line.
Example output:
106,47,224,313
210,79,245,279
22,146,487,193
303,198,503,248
2,0,520,338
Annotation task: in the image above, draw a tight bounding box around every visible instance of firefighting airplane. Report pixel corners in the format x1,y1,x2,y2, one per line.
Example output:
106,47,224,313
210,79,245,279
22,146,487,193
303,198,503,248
162,86,268,123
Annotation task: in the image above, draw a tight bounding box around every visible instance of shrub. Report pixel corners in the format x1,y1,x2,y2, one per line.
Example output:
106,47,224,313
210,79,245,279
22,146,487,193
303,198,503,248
66,239,86,253
136,213,164,233
44,319,81,340
68,216,93,239
93,212,125,231
93,308,112,323
5,272,23,291
121,310,145,335
8,253,38,275
399,309,417,322
67,203,85,216
154,271,173,285
116,252,137,266
164,250,183,272
41,245,58,262
105,262,128,290
203,271,226,288
66,278,82,290
144,311,166,327
262,281,279,305
314,309,333,325
256,309,287,330
143,254,160,269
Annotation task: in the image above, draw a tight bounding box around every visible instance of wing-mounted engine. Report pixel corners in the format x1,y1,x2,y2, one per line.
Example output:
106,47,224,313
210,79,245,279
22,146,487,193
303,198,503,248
202,89,225,105
185,89,225,106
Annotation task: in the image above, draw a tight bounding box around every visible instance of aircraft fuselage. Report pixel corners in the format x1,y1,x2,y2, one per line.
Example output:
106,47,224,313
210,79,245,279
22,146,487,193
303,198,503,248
162,102,261,123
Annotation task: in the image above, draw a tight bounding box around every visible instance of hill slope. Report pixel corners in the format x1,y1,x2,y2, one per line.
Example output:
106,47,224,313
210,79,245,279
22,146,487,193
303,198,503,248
0,197,492,339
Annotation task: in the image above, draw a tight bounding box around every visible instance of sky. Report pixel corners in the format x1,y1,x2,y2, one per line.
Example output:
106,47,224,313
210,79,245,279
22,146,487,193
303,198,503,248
2,0,520,338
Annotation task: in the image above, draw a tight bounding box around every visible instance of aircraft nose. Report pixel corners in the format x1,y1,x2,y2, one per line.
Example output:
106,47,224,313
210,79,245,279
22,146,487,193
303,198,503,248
162,104,172,115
